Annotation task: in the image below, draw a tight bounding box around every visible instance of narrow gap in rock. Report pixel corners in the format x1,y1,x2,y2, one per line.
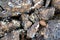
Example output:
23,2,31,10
48,0,52,7
27,9,35,15
43,0,46,6
31,0,34,6
0,17,3,21
0,5,5,12
19,34,22,40
10,15,20,21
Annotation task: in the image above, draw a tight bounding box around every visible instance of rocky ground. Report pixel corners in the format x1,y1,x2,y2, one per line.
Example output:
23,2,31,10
0,0,60,40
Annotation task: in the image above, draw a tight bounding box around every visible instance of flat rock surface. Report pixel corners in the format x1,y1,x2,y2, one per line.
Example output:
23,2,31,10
43,20,60,40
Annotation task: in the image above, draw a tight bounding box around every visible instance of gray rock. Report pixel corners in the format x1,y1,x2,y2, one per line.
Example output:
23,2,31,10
42,20,60,40
22,20,32,30
30,0,44,9
21,14,32,30
27,22,39,38
8,0,32,13
0,30,19,40
0,20,20,35
38,7,55,20
21,14,29,21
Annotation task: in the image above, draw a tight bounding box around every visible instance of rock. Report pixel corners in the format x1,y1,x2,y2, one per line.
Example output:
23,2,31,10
30,0,44,9
11,30,19,40
42,20,60,40
0,31,4,38
27,22,39,38
21,14,32,30
39,20,47,27
8,0,32,13
23,20,32,30
6,20,20,31
0,6,21,17
0,10,20,18
0,21,9,32
21,14,29,21
33,0,42,4
52,0,60,10
0,0,9,10
0,0,60,40
38,7,55,20
12,20,20,28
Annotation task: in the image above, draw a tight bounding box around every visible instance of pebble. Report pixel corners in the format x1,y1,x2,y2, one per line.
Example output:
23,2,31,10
39,20,47,27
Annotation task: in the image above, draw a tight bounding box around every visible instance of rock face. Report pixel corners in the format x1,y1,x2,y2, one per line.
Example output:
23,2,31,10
43,20,60,40
21,14,32,30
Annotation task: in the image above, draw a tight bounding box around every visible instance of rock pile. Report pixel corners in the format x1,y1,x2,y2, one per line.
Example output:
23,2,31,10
0,0,60,40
